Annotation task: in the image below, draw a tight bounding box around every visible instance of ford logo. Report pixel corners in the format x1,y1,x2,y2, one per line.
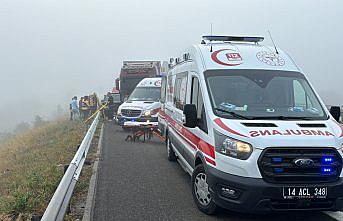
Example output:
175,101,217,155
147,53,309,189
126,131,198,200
294,158,314,168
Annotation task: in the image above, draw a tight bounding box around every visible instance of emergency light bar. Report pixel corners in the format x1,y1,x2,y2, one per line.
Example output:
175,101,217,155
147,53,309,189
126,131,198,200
202,35,264,43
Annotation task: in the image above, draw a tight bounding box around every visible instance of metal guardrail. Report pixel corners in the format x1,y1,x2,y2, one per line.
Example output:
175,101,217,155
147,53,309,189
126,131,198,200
41,113,100,221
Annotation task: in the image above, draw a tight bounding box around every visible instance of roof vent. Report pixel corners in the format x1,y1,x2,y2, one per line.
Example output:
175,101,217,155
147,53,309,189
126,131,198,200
242,123,277,127
297,123,327,128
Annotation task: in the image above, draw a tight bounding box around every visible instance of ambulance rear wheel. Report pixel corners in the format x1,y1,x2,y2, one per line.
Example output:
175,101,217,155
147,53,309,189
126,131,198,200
166,135,176,161
192,164,217,215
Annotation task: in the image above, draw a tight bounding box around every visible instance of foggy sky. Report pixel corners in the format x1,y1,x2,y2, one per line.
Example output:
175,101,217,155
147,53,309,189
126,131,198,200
0,0,342,131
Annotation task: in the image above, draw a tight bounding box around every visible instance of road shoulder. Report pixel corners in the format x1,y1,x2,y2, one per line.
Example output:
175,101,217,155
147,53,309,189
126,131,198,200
82,123,104,221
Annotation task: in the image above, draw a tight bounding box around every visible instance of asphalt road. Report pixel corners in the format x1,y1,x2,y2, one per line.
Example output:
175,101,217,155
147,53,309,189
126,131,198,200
92,122,341,221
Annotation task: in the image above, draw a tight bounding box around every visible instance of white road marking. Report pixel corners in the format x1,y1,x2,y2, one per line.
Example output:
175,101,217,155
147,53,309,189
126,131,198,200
324,211,343,221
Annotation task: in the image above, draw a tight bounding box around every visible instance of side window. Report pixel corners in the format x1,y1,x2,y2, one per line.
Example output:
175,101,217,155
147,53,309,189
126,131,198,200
293,80,312,108
174,73,188,110
191,77,199,106
173,78,181,107
167,75,174,103
160,76,166,103
191,77,207,133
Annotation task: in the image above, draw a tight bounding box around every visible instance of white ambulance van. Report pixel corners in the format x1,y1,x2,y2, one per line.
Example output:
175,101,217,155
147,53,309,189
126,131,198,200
158,36,343,214
117,77,161,128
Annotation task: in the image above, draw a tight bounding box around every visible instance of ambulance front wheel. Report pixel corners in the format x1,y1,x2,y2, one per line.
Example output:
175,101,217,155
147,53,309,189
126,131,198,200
166,134,176,161
192,164,217,215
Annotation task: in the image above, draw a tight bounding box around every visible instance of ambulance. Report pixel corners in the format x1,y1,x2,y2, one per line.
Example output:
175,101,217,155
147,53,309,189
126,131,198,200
158,36,343,214
117,77,161,128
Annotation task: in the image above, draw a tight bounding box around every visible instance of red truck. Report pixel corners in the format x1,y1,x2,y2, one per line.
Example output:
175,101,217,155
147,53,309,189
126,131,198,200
116,61,161,102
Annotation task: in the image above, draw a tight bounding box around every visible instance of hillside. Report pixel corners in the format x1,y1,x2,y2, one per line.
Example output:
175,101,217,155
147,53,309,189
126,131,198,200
0,119,86,220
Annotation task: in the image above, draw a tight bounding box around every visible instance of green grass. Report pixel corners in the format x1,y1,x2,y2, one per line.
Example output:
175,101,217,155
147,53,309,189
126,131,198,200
0,119,86,218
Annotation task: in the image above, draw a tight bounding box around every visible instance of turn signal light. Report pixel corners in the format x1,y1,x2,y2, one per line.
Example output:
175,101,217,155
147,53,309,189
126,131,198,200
220,186,241,199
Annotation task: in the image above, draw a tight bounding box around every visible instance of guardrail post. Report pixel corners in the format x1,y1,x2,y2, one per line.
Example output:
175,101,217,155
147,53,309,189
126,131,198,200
31,214,42,221
63,164,69,174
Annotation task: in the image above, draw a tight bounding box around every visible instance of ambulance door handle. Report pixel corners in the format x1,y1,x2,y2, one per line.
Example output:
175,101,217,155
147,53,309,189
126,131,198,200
166,107,174,113
181,115,186,124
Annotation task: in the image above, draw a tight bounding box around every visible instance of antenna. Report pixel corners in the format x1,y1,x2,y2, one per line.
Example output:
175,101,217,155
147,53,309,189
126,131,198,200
268,31,279,54
210,23,213,52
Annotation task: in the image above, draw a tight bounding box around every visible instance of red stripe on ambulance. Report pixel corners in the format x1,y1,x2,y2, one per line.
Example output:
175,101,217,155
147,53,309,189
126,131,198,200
162,110,216,161
214,118,248,138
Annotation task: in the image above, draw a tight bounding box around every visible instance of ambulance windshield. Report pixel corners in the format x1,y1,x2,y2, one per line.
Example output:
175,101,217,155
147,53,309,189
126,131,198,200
128,87,161,102
205,70,327,120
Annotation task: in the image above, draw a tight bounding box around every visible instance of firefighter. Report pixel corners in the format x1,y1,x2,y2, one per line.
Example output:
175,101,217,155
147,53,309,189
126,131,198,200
80,96,90,120
89,93,98,115
107,92,114,120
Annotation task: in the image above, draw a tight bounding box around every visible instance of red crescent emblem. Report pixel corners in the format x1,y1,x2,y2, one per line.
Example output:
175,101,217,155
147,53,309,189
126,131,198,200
211,49,243,66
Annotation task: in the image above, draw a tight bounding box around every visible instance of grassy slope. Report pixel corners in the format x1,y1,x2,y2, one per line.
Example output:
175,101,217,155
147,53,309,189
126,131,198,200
0,119,86,217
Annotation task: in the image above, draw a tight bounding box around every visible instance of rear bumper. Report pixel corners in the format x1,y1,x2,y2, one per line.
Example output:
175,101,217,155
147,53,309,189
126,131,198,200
206,166,343,213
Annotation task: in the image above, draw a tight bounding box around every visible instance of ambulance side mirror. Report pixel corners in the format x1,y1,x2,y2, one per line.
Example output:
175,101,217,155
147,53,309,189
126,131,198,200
183,104,197,128
330,106,341,122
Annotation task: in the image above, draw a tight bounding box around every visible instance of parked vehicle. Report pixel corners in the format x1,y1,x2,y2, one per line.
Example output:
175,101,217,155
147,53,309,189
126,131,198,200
117,77,161,127
159,35,343,214
118,61,161,102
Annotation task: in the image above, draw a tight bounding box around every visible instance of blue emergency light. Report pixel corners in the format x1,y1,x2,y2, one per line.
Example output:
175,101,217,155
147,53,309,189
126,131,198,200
202,35,264,43
322,156,334,164
321,167,333,175
272,157,283,163
274,168,284,173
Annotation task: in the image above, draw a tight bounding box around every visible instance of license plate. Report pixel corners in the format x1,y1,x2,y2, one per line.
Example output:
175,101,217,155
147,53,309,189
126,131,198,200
283,187,327,199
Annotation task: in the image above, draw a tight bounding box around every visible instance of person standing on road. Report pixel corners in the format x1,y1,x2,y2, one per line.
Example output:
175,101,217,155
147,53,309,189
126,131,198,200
107,92,114,120
89,93,98,115
101,95,107,119
81,96,90,120
70,96,80,121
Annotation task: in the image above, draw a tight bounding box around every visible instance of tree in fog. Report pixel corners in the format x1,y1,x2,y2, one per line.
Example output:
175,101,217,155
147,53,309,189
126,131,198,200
13,122,30,134
33,115,45,127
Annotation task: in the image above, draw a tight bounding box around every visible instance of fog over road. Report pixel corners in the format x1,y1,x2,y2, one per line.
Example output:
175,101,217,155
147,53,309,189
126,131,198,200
1,0,342,132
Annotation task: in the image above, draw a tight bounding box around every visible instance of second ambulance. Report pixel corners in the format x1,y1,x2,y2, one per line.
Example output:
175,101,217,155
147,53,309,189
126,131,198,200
159,36,343,214
117,77,161,128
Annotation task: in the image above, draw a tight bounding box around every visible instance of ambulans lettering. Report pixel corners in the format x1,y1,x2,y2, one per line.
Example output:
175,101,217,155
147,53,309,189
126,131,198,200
154,80,162,87
211,49,243,66
249,129,335,137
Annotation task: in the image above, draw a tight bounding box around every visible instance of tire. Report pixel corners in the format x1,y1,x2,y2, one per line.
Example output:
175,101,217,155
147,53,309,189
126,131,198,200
166,134,176,161
191,164,217,215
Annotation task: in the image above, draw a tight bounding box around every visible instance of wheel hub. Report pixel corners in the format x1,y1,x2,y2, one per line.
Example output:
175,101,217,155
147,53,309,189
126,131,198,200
167,139,170,156
194,172,211,206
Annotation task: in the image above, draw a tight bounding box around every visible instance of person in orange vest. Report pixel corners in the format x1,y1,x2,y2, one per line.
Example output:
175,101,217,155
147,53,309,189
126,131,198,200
80,96,90,120
89,93,98,115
